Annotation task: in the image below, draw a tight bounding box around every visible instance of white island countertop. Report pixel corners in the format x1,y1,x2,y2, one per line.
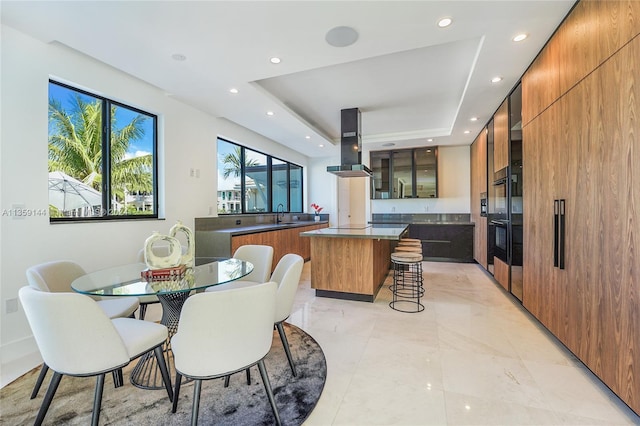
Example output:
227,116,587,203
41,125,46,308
300,224,408,240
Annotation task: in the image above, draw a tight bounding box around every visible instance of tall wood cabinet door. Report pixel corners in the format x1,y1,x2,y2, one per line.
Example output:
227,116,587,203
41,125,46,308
570,36,640,405
493,99,509,172
522,101,562,336
522,29,561,126
470,130,488,268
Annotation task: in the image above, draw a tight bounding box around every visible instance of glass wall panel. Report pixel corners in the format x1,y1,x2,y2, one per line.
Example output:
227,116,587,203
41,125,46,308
272,158,287,211
415,147,437,198
370,151,391,199
110,103,155,214
392,150,413,198
216,139,243,213
289,165,302,212
244,149,267,212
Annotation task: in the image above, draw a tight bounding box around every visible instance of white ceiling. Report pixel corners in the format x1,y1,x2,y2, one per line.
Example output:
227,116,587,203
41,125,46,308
1,0,576,158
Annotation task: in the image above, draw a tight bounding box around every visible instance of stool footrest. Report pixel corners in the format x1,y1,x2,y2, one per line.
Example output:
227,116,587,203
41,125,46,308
389,256,424,313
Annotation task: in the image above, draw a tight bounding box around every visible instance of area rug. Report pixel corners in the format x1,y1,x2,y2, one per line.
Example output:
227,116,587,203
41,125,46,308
0,323,326,425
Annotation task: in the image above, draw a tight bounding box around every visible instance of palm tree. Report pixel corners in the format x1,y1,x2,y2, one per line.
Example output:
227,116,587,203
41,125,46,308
221,146,256,179
221,146,267,209
48,94,152,212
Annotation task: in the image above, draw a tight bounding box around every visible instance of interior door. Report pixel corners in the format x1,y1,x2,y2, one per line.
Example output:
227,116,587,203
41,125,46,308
338,177,366,226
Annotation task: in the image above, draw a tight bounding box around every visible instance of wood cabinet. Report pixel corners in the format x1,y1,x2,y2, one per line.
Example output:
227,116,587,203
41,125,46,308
493,99,509,172
521,31,561,126
231,224,328,270
523,30,640,414
470,129,488,268
309,236,392,300
522,0,640,126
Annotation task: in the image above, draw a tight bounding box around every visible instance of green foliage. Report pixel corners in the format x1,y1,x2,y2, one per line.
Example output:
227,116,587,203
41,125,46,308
48,95,153,205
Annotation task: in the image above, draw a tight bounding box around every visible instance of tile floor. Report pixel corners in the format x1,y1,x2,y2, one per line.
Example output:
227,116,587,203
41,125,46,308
289,261,640,425
3,260,639,425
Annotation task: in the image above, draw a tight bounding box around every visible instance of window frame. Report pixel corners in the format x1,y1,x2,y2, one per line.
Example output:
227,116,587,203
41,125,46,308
217,137,303,214
48,80,159,222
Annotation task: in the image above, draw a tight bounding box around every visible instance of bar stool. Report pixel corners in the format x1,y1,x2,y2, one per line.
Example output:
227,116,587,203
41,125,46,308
394,245,422,253
389,252,424,313
398,238,421,246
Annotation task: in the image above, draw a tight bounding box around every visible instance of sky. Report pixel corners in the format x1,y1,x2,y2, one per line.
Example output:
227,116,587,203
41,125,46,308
48,82,153,159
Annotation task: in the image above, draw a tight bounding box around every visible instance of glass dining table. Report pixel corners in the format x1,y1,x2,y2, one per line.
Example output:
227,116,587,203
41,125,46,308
71,257,253,390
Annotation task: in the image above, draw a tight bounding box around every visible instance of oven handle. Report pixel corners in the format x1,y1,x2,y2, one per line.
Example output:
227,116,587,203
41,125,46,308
493,178,508,186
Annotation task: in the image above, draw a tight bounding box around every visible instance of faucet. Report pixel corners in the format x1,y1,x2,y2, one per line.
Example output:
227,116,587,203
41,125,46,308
276,203,285,224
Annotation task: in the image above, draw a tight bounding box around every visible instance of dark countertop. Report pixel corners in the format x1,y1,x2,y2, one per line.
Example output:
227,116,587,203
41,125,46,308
369,221,475,226
205,220,329,236
300,224,408,240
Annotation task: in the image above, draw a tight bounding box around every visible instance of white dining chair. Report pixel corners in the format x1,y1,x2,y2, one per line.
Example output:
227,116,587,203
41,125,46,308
222,253,304,387
230,244,274,284
25,260,140,400
19,286,173,426
271,253,304,377
171,281,281,426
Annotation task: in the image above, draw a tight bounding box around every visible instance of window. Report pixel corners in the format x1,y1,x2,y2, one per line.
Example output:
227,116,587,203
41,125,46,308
217,138,303,214
48,80,158,221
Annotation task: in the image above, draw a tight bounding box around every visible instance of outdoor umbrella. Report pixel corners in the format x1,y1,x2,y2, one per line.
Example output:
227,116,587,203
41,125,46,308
48,171,102,214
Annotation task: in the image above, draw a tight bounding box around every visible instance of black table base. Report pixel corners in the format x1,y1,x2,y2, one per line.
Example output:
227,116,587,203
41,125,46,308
130,291,190,390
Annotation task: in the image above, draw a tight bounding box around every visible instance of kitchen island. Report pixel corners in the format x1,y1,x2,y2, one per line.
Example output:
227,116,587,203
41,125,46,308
300,225,408,302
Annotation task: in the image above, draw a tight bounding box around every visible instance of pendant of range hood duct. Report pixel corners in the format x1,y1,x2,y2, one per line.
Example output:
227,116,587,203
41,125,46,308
327,108,372,178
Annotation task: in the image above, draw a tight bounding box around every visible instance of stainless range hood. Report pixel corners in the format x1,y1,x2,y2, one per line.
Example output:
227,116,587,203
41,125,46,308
327,108,372,178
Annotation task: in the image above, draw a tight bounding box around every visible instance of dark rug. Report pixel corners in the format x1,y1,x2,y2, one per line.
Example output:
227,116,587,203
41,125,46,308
0,323,326,425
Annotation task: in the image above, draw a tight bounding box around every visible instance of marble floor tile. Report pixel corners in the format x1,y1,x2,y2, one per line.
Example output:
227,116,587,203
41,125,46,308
287,261,640,425
4,261,639,425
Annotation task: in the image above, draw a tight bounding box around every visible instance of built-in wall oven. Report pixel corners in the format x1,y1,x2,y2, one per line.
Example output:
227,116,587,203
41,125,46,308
491,167,509,264
493,167,508,216
491,219,508,262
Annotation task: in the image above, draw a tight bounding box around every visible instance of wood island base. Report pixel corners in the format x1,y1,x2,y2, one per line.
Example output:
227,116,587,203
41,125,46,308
301,225,408,302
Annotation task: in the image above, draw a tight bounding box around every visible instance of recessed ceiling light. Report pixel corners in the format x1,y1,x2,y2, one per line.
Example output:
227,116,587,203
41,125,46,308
319,144,324,148
171,53,186,61
427,138,433,142
382,143,395,147
266,111,274,116
229,88,238,94
470,117,478,121
305,135,311,139
270,57,281,64
325,26,359,47
464,130,471,134
437,17,452,28
513,33,528,42
492,76,503,83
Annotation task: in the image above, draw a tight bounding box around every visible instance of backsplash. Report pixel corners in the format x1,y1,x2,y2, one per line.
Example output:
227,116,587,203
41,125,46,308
195,213,328,231
371,213,471,224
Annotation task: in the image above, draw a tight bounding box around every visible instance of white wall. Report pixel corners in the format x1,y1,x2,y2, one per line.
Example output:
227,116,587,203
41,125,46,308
0,25,309,378
308,155,340,226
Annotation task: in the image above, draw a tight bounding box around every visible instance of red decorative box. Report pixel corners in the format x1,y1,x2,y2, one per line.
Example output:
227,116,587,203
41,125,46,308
141,264,186,281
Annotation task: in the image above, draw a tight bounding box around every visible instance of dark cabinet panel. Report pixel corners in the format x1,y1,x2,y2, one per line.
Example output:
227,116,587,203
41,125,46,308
408,224,474,262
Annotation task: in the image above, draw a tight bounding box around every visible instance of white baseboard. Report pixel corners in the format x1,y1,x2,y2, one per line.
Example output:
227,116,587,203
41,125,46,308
0,336,41,388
